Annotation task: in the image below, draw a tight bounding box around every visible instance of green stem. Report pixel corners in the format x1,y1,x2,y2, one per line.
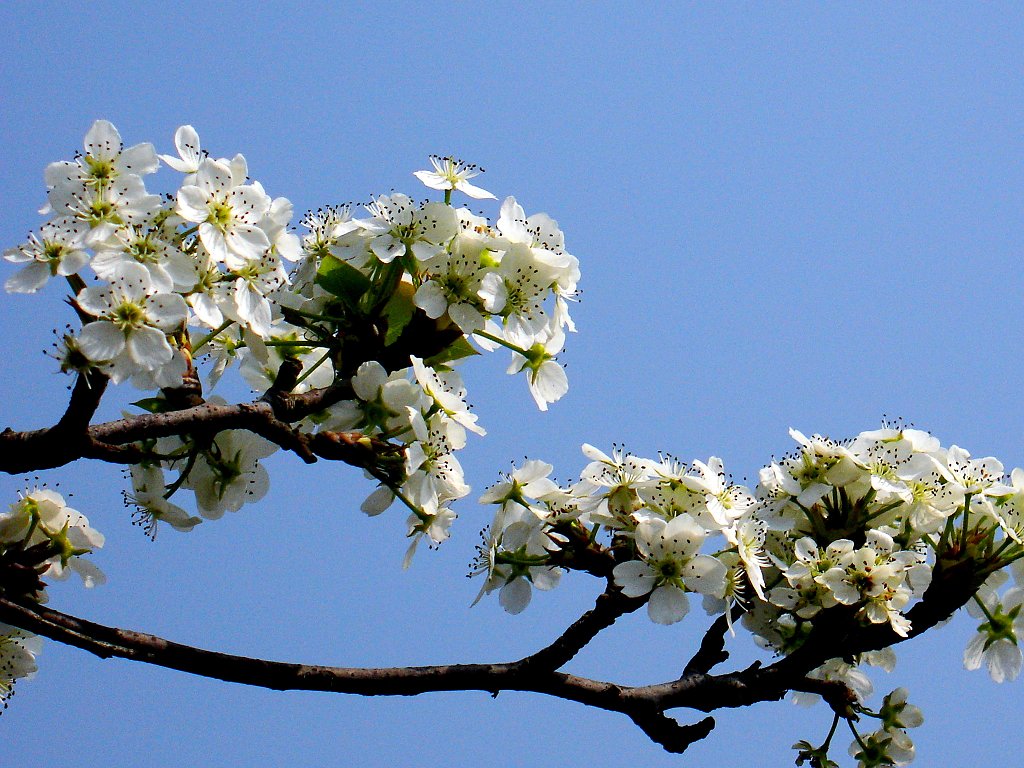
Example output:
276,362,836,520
496,551,552,567
960,493,974,551
821,712,840,751
860,499,906,526
294,351,331,386
192,320,235,353
474,328,528,356
794,500,827,541
973,593,999,624
263,340,334,348
846,718,870,752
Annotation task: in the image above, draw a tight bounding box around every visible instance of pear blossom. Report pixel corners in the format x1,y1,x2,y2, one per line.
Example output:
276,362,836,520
183,428,277,519
0,488,106,589
322,362,426,435
964,588,1024,683
358,194,459,264
44,119,158,191
506,323,568,411
47,172,163,229
403,411,470,505
0,624,41,707
175,157,272,268
74,262,188,382
413,155,495,200
158,124,204,181
410,356,485,436
613,514,727,625
124,465,202,537
90,222,196,294
4,218,90,293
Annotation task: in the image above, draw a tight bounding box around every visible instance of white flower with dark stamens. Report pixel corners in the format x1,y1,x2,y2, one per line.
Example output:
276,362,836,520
481,459,561,509
932,445,1011,498
964,587,1024,683
258,192,302,263
413,155,496,200
579,443,656,527
125,465,201,537
639,455,713,520
75,262,188,382
0,623,41,708
484,244,552,345
0,488,106,589
176,158,272,268
225,253,289,338
45,119,158,191
989,468,1024,544
294,205,357,291
612,513,727,625
358,194,459,264
91,223,196,294
681,456,757,529
184,427,277,519
404,410,470,505
413,238,491,333
48,173,163,229
158,124,204,182
506,323,568,411
4,217,90,293
493,196,571,266
402,500,458,569
185,249,227,328
724,518,770,599
410,356,485,436
331,360,429,433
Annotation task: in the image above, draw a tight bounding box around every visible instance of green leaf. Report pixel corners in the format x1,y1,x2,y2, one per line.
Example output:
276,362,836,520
423,336,480,367
132,397,169,414
315,255,370,304
383,288,415,346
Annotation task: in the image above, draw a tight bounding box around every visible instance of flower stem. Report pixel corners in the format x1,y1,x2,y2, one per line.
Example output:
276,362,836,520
474,329,528,356
192,320,235,353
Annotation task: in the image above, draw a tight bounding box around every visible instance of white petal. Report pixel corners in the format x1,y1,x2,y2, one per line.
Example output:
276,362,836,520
226,225,271,261
177,186,211,223
455,179,496,200
127,326,173,368
84,120,122,160
4,262,50,293
413,281,448,319
648,585,689,625
360,486,394,516
145,294,188,330
78,322,126,361
499,578,532,614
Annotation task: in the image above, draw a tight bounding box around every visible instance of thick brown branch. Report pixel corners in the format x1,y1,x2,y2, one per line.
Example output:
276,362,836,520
0,396,338,474
0,596,813,754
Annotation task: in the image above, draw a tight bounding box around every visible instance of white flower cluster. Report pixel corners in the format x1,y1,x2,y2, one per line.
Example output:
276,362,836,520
0,489,106,591
474,426,1024,675
5,122,577,542
0,488,106,704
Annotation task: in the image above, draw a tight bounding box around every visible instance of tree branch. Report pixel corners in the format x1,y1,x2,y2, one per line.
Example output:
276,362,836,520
0,595,845,755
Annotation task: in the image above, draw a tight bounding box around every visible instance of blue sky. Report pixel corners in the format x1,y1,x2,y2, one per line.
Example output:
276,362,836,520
2,3,1024,766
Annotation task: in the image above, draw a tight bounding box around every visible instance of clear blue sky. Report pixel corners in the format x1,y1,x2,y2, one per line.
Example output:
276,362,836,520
2,3,1023,766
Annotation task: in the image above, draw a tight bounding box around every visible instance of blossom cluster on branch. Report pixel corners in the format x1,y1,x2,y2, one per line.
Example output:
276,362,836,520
1,121,1020,767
